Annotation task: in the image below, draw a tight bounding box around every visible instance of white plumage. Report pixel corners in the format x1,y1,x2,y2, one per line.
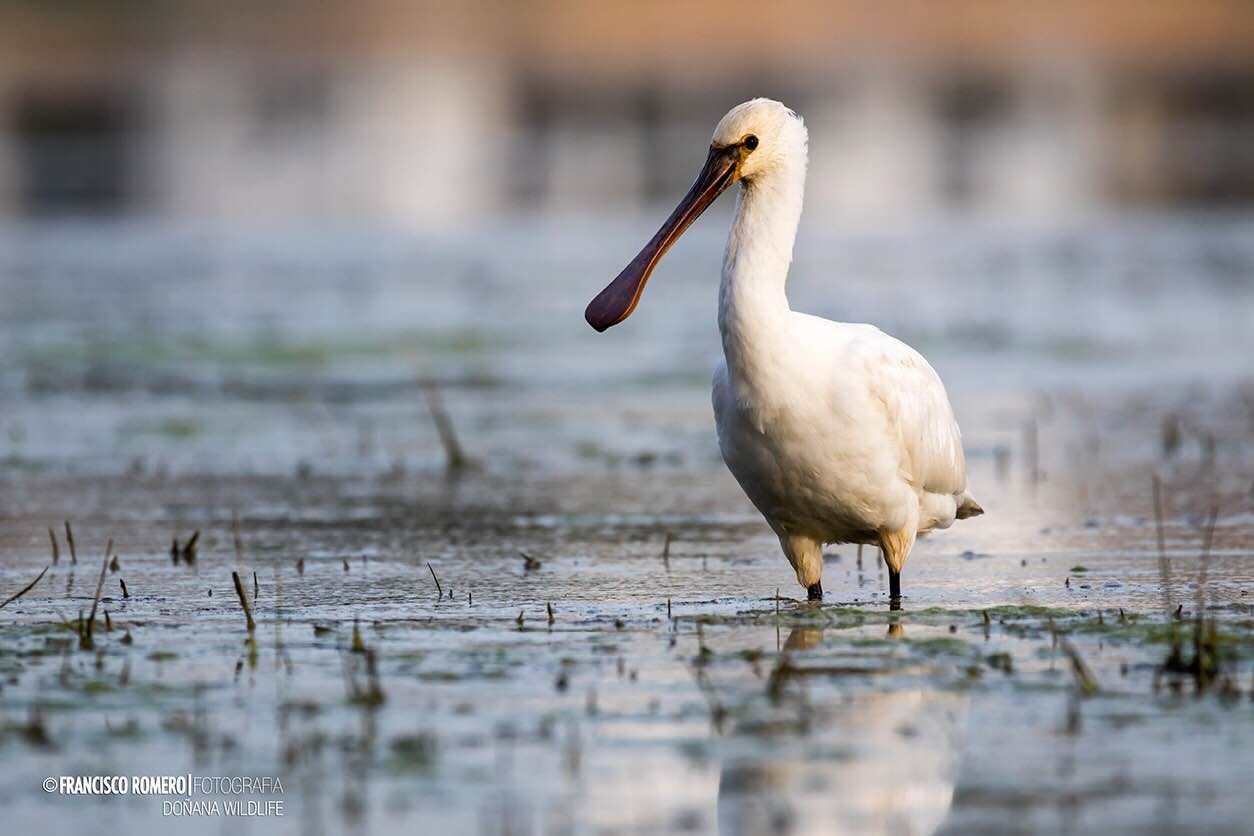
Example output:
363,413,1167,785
588,98,981,602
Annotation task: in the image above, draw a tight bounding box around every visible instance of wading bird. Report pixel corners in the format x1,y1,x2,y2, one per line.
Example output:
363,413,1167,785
586,99,982,605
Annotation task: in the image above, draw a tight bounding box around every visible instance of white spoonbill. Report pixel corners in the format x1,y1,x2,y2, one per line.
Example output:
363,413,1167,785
586,99,982,604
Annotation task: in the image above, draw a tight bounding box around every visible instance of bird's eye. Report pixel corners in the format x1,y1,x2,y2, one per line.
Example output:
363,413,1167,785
744,135,759,151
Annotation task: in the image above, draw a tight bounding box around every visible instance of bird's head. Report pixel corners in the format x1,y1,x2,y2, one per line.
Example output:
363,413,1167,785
709,98,808,185
585,99,806,332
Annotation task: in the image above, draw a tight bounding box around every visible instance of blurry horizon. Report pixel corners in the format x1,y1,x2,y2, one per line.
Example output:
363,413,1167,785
0,0,1252,229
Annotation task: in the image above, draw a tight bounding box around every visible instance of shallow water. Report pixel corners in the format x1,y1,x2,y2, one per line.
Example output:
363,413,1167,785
0,217,1252,834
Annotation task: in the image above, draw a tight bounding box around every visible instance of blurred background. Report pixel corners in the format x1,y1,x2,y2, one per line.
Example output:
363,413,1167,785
0,0,1251,479
1,0,1253,226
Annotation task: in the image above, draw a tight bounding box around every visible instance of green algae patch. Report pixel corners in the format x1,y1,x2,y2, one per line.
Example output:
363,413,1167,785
79,680,115,695
907,637,975,657
388,732,438,773
981,605,1074,620
1069,618,1254,660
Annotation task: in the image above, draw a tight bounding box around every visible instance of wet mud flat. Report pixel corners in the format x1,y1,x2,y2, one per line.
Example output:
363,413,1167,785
1,384,1252,836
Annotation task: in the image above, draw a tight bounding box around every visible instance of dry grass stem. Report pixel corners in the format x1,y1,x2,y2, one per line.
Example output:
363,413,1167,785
232,570,256,632
0,565,50,609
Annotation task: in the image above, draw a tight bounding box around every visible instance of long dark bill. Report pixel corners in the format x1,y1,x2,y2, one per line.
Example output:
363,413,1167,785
585,145,740,332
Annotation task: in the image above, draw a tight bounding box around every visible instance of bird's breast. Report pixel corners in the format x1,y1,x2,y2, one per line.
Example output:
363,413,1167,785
713,362,897,541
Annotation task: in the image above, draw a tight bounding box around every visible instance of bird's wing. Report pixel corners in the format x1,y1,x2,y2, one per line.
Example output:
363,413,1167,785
848,327,967,496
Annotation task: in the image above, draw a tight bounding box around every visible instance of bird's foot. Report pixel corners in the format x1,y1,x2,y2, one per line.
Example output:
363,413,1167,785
806,581,823,601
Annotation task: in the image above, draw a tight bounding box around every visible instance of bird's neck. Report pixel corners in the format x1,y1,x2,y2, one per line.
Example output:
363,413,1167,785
718,160,806,380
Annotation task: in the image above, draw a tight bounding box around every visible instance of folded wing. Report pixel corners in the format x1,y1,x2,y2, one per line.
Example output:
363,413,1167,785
850,328,968,499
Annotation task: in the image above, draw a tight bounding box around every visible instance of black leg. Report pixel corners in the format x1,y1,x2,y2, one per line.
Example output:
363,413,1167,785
889,569,901,603
807,580,823,601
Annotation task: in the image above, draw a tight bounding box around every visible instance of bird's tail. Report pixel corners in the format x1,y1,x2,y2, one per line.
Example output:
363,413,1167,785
956,492,984,519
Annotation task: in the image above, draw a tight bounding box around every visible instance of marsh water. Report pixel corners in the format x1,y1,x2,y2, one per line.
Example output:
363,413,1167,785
1,214,1253,835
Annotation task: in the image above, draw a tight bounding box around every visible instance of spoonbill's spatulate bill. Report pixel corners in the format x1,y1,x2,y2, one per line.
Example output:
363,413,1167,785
586,99,983,605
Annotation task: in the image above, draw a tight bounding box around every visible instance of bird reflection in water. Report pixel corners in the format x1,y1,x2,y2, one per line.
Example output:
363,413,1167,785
715,626,965,836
